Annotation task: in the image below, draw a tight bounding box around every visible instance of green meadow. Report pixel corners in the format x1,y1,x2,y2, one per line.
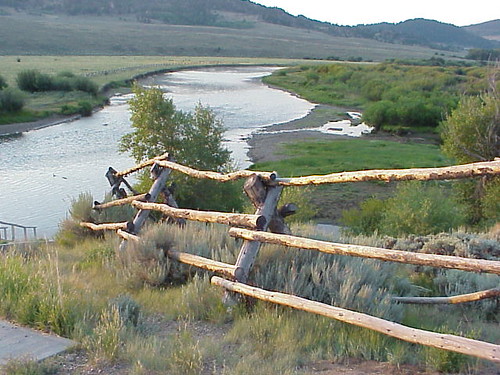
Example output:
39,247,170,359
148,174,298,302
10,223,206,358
251,138,449,177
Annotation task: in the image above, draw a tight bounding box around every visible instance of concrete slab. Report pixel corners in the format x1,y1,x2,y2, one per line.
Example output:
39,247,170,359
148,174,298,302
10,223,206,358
0,320,75,365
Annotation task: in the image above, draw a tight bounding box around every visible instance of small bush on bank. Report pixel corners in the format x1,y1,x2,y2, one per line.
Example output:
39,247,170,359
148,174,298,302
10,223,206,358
341,181,467,236
61,101,93,116
0,87,25,112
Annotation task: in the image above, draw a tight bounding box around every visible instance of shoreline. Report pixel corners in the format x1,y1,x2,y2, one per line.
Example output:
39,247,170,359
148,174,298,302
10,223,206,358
0,114,83,137
248,104,362,164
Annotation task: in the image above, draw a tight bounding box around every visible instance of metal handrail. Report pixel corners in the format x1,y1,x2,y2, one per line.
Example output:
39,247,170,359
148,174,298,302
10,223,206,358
0,220,37,241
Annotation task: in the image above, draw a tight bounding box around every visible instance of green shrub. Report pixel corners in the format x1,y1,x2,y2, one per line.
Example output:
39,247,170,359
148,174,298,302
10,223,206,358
110,294,141,327
16,70,52,92
51,76,74,91
381,182,466,236
276,186,317,223
73,76,99,95
118,227,176,289
0,87,25,112
56,192,135,247
16,69,98,95
481,177,500,224
342,182,467,237
340,198,385,235
77,100,93,116
0,74,8,89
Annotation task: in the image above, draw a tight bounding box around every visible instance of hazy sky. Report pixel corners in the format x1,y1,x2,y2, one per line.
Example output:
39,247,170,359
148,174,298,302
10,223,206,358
251,0,499,27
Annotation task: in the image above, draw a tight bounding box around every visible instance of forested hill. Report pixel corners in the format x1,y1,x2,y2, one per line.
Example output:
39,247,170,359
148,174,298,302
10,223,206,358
0,0,498,51
354,19,498,50
465,19,500,41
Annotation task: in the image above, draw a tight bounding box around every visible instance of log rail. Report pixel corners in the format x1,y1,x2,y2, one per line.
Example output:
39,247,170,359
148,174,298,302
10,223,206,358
82,155,500,363
228,228,500,275
113,156,500,186
211,277,500,363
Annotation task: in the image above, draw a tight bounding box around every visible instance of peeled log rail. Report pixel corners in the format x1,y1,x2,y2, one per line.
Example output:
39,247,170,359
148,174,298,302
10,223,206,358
392,288,500,304
167,250,238,278
115,153,171,177
211,276,500,362
94,194,150,210
80,222,128,231
275,159,500,186
229,228,500,275
132,201,267,230
155,160,275,183
117,229,140,242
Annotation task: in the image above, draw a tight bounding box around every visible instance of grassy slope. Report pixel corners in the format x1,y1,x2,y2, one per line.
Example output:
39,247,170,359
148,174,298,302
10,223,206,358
0,12,457,61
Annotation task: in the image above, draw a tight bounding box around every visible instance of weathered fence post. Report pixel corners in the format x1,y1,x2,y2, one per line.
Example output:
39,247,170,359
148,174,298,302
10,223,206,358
106,167,138,198
233,173,283,283
118,162,172,251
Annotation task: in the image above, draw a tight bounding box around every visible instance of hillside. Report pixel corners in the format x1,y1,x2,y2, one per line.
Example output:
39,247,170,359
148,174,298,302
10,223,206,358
0,11,452,60
465,19,500,41
355,18,499,50
0,0,497,56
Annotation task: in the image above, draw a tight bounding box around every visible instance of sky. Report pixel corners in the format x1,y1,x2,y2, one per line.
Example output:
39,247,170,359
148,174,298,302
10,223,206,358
251,0,499,27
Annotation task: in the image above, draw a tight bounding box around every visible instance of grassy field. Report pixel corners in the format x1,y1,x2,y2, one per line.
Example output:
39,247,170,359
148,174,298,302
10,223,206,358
0,11,457,61
251,138,449,177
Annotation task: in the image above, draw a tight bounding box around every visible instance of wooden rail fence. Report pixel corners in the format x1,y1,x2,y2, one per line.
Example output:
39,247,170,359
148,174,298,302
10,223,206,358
81,155,500,362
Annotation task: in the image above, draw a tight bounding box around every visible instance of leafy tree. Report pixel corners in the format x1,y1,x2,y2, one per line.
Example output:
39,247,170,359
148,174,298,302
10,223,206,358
441,93,499,163
440,67,499,224
120,84,243,212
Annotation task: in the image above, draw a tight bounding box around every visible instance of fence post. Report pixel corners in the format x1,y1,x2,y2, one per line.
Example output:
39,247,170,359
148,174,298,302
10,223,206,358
233,174,283,283
118,162,172,251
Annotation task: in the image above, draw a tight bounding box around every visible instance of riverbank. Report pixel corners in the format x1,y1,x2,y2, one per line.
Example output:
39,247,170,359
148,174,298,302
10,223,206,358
0,114,83,136
247,104,440,165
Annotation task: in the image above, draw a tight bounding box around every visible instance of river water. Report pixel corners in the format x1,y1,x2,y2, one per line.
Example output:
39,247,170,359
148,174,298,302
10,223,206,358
0,66,314,238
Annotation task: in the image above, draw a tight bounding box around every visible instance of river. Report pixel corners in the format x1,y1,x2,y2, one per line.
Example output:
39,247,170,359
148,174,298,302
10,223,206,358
0,66,314,238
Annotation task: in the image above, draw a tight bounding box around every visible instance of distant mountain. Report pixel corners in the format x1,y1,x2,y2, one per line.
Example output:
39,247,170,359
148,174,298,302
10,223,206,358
353,19,498,50
465,19,500,41
0,0,497,53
